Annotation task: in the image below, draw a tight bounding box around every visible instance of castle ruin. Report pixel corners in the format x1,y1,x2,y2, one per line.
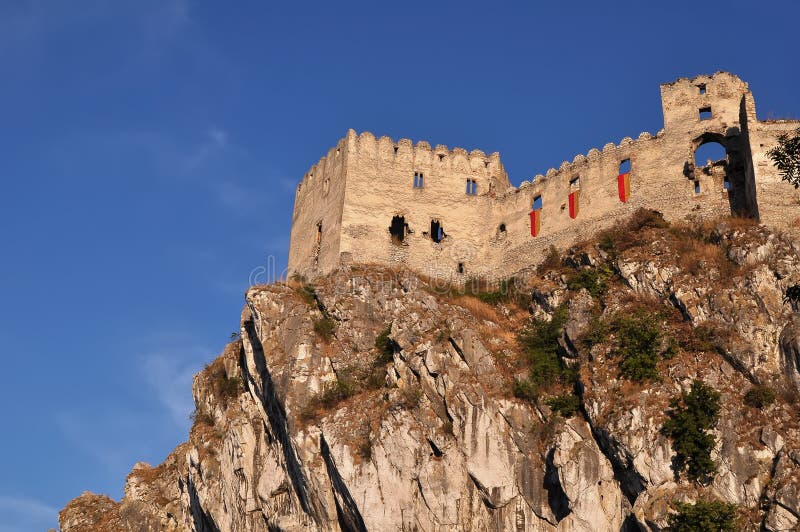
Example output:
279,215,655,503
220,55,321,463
288,72,800,280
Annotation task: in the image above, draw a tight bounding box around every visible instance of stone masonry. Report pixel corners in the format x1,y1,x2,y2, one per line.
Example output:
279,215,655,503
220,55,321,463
288,72,800,280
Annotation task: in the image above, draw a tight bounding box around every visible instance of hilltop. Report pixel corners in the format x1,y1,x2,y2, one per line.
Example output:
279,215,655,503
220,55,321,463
60,210,800,531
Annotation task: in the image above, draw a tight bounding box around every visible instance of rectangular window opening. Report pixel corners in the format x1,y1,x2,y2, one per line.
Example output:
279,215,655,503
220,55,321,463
694,181,701,194
413,172,425,188
466,178,477,195
699,107,712,120
532,195,543,211
619,158,631,175
724,177,731,191
698,84,707,95
569,176,580,189
457,262,464,274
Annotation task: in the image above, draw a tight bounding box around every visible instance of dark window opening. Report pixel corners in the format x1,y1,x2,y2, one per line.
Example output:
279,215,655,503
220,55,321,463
413,172,424,188
569,176,580,188
724,176,731,191
316,222,322,244
389,215,408,244
532,195,543,211
457,262,464,274
430,220,445,243
499,223,506,233
484,161,489,168
619,159,631,174
323,178,330,195
438,154,445,162
393,145,398,155
698,84,707,95
699,107,712,120
694,181,701,194
466,178,477,195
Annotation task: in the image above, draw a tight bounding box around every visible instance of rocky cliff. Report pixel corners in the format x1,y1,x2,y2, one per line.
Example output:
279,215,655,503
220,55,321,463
60,212,800,531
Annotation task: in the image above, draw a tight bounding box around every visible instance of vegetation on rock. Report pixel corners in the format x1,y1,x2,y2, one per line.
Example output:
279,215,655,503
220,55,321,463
666,500,738,531
743,385,776,409
662,380,721,484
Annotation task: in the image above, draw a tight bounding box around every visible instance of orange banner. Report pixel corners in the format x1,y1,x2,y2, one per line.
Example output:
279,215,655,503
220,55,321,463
569,190,579,219
618,173,630,203
530,210,541,237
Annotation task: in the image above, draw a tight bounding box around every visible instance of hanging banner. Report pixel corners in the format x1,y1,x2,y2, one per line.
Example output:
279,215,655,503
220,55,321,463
530,210,541,237
618,172,631,203
568,190,579,219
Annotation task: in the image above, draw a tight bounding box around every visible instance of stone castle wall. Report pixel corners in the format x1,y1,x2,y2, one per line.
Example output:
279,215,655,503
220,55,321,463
288,72,800,280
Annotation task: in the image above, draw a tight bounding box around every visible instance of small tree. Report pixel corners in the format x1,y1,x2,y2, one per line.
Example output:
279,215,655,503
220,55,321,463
667,500,738,531
662,380,721,484
767,127,800,188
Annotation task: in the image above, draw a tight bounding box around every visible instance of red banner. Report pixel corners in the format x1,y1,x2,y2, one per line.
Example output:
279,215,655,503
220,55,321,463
530,210,541,237
569,190,579,219
618,173,630,203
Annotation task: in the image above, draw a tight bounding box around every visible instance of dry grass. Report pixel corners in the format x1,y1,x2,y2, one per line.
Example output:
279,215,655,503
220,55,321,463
452,295,502,323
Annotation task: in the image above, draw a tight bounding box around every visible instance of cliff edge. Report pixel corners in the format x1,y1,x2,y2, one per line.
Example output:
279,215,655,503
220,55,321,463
60,211,800,531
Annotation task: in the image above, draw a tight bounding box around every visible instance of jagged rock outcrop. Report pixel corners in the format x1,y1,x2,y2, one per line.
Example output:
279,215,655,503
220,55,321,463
60,216,800,531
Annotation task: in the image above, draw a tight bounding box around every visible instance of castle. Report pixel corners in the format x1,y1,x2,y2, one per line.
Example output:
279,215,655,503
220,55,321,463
288,72,800,280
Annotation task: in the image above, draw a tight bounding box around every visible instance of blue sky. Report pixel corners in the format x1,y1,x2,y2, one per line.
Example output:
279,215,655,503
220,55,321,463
0,1,797,530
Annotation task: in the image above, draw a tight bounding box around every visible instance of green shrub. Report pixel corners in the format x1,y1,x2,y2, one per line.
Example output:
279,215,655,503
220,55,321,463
313,317,336,342
566,265,614,298
518,304,575,389
581,316,610,347
667,500,738,531
513,378,539,402
743,385,776,409
662,380,721,484
615,310,663,382
546,394,581,418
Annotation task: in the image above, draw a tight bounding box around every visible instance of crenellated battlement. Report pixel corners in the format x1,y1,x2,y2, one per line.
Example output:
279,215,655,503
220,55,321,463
288,72,800,280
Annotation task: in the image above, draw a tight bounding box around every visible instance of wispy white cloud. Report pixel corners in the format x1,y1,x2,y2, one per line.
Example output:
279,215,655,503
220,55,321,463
182,127,230,173
141,348,210,427
0,495,59,532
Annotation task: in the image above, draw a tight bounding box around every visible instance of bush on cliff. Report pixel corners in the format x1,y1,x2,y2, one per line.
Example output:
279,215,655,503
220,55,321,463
614,310,664,382
313,316,336,342
743,385,776,409
515,304,575,399
667,500,738,531
662,380,721,484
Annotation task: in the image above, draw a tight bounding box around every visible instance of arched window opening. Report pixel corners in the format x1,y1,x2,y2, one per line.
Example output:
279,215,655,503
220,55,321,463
457,262,464,274
389,215,408,244
430,220,445,243
694,142,726,168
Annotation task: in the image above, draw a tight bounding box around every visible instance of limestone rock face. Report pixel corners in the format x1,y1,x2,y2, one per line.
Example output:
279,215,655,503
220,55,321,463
60,221,800,531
